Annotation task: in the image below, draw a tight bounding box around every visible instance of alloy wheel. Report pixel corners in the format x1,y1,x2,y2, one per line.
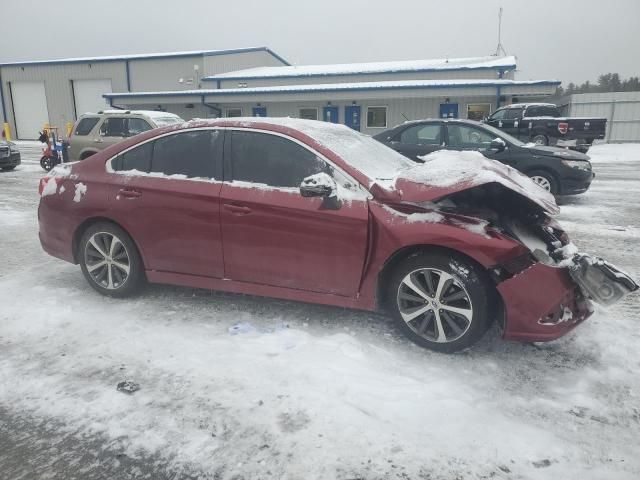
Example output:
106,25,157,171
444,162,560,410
530,175,552,192
84,232,131,290
396,268,473,343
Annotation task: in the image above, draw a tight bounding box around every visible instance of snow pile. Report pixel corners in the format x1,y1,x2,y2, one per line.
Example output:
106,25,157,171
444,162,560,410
40,178,59,197
587,143,640,163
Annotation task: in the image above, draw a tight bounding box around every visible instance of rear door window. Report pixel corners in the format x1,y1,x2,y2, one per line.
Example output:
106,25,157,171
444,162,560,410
127,118,152,136
151,130,221,179
230,131,329,188
100,117,127,137
74,117,99,136
398,124,442,145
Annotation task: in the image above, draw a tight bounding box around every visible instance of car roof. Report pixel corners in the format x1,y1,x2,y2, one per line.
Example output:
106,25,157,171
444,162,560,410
80,110,182,118
500,102,557,109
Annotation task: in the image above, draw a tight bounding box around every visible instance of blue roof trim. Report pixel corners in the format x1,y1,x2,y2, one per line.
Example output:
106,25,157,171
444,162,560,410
0,47,289,68
201,64,517,82
103,80,560,99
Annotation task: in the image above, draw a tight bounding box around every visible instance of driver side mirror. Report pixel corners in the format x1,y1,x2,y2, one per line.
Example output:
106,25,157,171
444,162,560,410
489,138,506,152
300,173,342,209
300,173,337,198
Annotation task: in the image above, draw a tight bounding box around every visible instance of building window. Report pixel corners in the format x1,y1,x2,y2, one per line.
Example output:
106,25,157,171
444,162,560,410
299,108,318,120
226,108,242,118
467,104,492,121
366,106,387,128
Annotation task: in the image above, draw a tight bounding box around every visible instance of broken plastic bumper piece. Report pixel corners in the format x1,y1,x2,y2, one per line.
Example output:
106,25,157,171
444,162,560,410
568,254,639,307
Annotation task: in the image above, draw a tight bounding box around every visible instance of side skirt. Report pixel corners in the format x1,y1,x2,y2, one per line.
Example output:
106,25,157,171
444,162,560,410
146,270,377,311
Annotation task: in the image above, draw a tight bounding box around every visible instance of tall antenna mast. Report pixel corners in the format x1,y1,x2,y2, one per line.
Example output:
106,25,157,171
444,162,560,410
495,7,507,56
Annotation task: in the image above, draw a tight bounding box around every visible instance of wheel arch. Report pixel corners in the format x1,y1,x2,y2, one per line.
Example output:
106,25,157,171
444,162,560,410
72,217,146,267
375,244,500,311
522,166,560,192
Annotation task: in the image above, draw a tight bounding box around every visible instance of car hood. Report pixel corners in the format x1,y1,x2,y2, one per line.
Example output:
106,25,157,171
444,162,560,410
523,144,590,161
372,150,559,215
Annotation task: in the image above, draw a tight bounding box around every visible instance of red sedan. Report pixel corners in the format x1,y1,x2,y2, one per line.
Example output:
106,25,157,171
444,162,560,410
37,118,637,352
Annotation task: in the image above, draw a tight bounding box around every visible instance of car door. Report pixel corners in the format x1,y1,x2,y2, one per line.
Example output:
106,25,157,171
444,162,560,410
97,117,130,149
108,129,225,278
219,129,369,297
444,123,516,167
388,123,444,161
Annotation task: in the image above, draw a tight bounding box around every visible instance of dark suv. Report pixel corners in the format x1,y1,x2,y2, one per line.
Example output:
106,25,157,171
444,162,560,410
0,140,21,171
373,119,595,195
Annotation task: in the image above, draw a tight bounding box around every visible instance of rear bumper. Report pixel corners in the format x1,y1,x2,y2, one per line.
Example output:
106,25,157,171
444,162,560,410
0,152,21,167
498,263,593,342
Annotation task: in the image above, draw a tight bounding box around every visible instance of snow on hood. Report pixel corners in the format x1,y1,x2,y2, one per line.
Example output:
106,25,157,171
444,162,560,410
392,150,559,214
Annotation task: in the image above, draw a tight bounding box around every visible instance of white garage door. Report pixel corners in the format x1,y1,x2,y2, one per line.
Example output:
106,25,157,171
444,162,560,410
73,79,112,117
11,82,49,140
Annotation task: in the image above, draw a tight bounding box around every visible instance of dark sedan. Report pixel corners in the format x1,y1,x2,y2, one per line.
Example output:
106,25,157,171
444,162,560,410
373,119,595,195
0,140,21,171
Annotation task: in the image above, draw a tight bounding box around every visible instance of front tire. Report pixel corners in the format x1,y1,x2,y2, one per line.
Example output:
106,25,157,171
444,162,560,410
387,252,493,353
531,134,548,146
79,222,145,297
527,169,558,195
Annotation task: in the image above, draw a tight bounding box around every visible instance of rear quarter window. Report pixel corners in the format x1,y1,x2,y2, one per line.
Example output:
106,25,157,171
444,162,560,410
74,117,100,136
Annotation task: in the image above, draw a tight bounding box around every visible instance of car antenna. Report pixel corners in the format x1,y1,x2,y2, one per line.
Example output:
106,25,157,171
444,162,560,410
494,7,507,56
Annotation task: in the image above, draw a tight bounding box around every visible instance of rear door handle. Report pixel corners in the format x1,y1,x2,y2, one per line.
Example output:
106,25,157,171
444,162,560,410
223,203,252,215
118,188,142,199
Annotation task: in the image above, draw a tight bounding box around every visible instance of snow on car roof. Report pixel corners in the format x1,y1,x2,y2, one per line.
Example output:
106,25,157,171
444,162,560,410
501,103,557,109
203,55,517,80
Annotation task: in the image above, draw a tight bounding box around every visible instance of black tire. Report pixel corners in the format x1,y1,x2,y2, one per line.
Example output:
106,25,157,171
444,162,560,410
40,156,55,172
78,222,145,297
531,134,548,146
527,169,558,195
1,166,16,171
386,251,493,353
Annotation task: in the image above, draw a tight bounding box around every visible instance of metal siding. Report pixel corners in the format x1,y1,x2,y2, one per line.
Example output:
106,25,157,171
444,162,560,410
203,51,286,77
1,62,127,135
128,56,204,91
567,92,640,142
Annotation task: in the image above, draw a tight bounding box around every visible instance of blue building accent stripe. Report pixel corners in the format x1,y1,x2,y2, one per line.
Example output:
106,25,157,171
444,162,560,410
125,60,131,91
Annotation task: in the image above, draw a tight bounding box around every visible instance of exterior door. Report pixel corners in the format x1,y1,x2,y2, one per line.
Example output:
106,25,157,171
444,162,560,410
10,81,49,140
108,129,225,278
72,79,112,118
323,106,339,123
388,122,444,161
252,106,267,117
439,103,459,119
344,105,361,131
220,129,369,296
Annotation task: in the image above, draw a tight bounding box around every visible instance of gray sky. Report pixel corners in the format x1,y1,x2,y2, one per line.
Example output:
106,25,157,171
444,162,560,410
1,0,638,85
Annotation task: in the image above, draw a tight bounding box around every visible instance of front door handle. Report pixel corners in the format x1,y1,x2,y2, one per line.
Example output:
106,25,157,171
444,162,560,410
223,203,252,215
118,188,142,199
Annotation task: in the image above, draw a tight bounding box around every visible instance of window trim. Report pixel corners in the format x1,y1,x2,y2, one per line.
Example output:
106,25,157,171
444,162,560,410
226,107,242,118
466,103,492,121
298,107,319,121
106,127,223,183
366,106,388,129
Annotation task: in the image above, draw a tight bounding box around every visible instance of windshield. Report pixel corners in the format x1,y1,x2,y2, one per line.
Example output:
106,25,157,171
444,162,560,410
153,116,184,127
480,122,525,147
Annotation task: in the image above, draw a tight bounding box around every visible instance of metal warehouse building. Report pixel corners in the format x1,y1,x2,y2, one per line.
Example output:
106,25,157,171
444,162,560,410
0,46,559,139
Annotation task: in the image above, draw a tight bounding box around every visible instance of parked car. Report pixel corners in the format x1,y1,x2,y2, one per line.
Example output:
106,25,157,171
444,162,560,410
68,110,184,161
373,119,594,195
37,118,637,353
0,140,21,171
484,103,606,152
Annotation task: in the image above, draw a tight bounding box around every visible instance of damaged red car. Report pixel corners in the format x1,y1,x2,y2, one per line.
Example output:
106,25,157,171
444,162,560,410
37,118,638,352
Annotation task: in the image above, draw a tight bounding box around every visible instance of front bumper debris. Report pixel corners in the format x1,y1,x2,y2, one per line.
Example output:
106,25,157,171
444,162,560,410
568,254,639,306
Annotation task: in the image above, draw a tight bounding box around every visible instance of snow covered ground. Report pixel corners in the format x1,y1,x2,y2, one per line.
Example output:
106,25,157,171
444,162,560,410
0,143,639,480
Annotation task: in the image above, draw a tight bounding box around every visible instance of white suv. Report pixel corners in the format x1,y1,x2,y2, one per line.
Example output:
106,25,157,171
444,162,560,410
68,110,184,161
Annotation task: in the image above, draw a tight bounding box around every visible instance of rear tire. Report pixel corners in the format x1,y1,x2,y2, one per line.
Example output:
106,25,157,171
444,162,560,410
527,169,558,195
531,134,548,146
78,222,145,297
386,251,493,353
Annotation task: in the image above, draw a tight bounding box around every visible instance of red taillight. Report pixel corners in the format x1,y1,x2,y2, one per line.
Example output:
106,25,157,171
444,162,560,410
558,122,569,135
